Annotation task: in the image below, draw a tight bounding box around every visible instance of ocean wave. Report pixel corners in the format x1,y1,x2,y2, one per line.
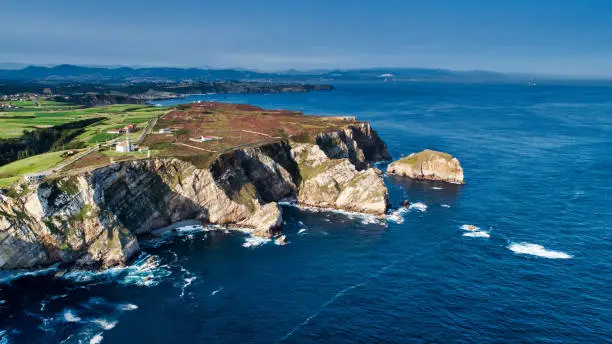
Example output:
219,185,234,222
210,287,223,296
89,333,103,344
180,276,197,298
440,204,451,208
63,309,81,323
40,294,68,311
432,186,444,190
92,319,118,330
408,202,428,212
508,242,573,259
62,253,171,287
279,201,384,225
0,330,8,344
242,236,271,248
386,207,408,224
297,228,307,235
463,231,490,238
0,264,60,285
116,303,138,311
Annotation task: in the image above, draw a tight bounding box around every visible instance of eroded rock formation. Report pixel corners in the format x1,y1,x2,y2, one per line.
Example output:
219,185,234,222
386,149,464,184
0,123,390,270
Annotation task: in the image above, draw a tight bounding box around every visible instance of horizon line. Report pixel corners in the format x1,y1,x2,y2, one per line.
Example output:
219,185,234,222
1,62,612,80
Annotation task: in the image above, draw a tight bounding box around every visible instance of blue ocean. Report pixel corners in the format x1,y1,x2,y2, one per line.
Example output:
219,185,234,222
1,82,611,343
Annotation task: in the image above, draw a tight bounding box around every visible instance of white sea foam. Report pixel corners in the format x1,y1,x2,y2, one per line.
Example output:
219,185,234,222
41,294,68,311
175,225,205,235
0,330,8,344
89,333,104,344
0,264,60,285
460,224,480,232
441,204,451,208
242,236,271,248
432,186,444,190
408,202,428,212
180,277,197,298
62,253,171,287
386,207,408,224
508,243,573,259
117,303,138,311
63,309,81,323
463,231,490,238
92,319,118,330
210,287,223,296
297,228,307,235
279,201,384,225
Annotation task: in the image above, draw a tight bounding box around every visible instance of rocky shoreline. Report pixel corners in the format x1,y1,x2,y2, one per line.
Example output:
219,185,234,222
0,123,390,271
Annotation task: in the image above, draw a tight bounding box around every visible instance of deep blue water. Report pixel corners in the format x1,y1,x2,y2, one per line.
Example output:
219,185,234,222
2,82,612,343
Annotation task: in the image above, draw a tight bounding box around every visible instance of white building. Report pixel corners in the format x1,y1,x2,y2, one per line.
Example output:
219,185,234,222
159,128,173,134
24,172,50,184
116,138,134,153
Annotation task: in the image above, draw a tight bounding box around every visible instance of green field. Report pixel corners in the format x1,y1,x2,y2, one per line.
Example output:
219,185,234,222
0,103,168,140
0,151,67,187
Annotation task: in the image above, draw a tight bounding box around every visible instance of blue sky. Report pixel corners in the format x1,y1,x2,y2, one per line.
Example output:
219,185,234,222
1,0,611,76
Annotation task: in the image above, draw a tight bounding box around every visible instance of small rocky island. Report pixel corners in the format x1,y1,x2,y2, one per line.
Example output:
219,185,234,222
0,103,390,271
387,149,464,184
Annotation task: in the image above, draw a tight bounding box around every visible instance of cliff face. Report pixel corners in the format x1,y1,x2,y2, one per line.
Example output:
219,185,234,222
0,124,390,270
386,149,464,184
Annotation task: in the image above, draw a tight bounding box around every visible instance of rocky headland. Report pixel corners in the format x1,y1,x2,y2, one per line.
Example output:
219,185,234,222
0,113,390,270
386,149,464,184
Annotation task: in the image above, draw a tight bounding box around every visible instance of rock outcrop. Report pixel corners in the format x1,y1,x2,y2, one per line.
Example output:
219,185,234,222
386,149,464,184
0,124,390,270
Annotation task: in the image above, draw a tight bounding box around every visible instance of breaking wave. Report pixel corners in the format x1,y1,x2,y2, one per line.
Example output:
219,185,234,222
62,310,81,323
210,287,223,296
463,231,490,238
0,330,8,344
386,207,408,224
242,236,271,248
508,243,573,259
0,264,60,285
116,303,138,311
62,253,171,287
92,319,117,330
89,333,103,344
279,200,384,225
408,202,427,212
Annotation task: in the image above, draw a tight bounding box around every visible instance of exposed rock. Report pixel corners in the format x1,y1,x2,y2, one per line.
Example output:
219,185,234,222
1,124,390,270
387,149,464,184
316,123,391,170
274,234,287,246
292,143,388,215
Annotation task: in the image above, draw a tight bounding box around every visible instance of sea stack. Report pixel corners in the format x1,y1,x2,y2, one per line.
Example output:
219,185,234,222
386,149,464,184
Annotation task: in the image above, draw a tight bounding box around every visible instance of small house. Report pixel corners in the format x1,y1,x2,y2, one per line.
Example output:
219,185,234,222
115,138,134,153
24,172,50,184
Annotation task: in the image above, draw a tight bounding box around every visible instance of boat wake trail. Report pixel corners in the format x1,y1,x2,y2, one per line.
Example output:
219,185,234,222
279,260,397,342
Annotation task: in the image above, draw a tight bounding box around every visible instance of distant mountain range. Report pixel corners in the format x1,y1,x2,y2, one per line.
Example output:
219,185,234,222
0,64,536,84
1,64,610,85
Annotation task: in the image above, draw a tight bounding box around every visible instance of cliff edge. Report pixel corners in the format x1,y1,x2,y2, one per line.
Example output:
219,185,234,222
1,119,390,270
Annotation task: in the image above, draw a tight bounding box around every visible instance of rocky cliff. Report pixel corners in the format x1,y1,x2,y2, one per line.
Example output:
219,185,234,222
0,123,390,270
386,149,464,184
